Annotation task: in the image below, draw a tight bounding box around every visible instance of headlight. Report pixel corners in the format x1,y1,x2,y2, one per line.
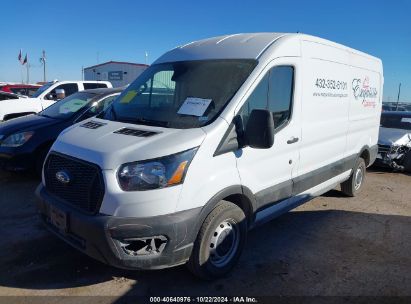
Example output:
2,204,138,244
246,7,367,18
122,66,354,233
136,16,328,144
0,131,34,147
118,147,198,191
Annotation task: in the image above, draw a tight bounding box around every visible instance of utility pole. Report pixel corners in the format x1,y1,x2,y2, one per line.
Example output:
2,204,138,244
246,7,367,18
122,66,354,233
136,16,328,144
40,50,46,82
395,83,401,111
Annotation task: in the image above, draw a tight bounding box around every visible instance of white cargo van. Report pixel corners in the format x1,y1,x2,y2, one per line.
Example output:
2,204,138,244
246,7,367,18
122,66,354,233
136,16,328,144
0,80,112,121
36,33,383,279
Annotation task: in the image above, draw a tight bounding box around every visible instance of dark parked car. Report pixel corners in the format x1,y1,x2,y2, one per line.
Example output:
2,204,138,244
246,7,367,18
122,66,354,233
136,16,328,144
0,87,122,175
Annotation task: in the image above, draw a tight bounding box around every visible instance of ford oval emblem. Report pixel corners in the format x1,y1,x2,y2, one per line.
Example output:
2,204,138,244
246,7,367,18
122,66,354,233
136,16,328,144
56,171,71,184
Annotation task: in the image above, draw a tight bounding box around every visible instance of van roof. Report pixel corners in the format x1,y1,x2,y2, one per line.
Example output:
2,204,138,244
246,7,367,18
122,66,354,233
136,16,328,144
154,32,381,64
154,33,287,64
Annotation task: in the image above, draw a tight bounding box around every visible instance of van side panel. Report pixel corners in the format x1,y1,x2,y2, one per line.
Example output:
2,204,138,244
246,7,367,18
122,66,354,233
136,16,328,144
346,53,382,162
175,118,242,213
298,41,350,179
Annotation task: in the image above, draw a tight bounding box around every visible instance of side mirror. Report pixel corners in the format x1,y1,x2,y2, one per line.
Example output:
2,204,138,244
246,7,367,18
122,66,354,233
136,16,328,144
245,109,275,149
46,94,55,100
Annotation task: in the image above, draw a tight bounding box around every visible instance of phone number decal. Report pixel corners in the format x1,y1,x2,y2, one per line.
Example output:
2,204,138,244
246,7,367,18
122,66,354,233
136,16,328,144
315,78,347,90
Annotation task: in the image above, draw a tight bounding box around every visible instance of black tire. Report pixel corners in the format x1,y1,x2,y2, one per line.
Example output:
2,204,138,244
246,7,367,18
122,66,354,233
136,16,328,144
341,157,366,197
187,200,247,280
403,151,411,173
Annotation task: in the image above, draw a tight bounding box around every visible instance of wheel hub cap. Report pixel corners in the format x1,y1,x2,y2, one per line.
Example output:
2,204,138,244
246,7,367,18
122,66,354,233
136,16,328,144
354,167,363,190
209,220,239,267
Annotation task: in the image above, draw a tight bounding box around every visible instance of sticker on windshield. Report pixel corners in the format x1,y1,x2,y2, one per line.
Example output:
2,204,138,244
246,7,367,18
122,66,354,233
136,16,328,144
401,117,411,123
120,90,137,104
177,97,212,117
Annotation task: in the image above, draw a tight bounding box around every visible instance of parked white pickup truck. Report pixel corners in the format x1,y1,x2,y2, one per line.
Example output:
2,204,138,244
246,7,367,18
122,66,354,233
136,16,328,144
0,80,112,121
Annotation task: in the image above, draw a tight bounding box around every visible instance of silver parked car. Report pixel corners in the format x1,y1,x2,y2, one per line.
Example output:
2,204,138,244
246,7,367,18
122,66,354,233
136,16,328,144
376,111,411,171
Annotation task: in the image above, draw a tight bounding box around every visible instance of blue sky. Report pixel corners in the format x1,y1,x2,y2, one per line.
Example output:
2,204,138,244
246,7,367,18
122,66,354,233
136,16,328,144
1,0,410,101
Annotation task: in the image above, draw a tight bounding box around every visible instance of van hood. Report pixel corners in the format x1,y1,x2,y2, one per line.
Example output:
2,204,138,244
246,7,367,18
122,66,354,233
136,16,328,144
52,118,207,170
378,127,411,147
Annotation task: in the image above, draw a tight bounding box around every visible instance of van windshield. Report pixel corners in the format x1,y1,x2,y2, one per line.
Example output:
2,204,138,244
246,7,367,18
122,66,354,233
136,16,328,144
102,59,257,129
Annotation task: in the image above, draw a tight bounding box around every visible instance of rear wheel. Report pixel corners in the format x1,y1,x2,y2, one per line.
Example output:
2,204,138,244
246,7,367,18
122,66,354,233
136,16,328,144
341,157,366,197
187,201,247,280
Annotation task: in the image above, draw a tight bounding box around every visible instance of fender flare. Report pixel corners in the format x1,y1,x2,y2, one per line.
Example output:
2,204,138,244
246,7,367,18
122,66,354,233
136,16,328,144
187,185,257,244
358,144,377,167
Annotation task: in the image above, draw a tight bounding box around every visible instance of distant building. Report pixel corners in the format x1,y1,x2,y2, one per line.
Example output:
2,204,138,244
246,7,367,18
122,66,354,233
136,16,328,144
84,61,149,87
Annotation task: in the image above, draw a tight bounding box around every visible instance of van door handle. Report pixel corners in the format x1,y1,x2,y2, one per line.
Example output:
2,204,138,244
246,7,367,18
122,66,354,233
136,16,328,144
287,136,299,144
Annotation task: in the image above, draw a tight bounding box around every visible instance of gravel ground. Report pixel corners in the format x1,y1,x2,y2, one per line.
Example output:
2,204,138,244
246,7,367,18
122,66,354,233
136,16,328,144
0,167,410,302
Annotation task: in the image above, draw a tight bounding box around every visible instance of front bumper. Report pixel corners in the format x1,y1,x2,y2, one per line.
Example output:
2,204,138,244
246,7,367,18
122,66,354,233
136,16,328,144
36,184,201,270
0,148,35,172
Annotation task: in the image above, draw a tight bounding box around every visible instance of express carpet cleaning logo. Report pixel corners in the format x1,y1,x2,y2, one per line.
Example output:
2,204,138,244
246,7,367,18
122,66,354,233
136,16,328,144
352,76,378,108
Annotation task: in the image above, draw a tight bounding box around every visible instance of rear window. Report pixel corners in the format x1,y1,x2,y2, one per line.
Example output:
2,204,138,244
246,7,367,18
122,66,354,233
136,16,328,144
26,88,39,97
10,88,26,95
10,87,37,96
83,83,108,89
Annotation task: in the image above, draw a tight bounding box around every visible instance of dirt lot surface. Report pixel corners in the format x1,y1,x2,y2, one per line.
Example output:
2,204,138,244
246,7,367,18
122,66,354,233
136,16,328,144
0,168,410,302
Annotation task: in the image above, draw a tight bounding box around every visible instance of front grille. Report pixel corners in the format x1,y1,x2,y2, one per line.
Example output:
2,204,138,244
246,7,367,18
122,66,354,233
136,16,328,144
44,153,105,214
114,128,158,137
378,144,391,154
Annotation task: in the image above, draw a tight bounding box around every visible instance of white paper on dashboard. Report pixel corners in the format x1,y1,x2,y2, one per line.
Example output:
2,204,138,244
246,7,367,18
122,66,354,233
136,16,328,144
177,97,212,117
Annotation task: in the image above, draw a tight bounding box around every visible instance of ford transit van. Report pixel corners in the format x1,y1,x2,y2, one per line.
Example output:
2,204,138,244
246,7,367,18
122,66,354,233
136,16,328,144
36,33,383,279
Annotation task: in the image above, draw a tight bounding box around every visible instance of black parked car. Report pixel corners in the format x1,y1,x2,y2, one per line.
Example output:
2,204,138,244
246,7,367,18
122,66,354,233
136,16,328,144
0,87,122,175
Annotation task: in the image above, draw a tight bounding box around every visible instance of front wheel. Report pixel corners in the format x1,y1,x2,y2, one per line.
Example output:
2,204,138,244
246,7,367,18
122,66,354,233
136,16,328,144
341,157,366,197
403,151,411,172
187,201,247,280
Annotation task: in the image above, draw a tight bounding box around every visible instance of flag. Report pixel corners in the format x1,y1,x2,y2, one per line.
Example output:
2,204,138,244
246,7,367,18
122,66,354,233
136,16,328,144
22,54,28,65
18,49,22,64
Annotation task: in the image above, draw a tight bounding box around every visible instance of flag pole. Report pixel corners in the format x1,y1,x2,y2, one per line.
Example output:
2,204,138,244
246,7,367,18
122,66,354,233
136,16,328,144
18,49,23,83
